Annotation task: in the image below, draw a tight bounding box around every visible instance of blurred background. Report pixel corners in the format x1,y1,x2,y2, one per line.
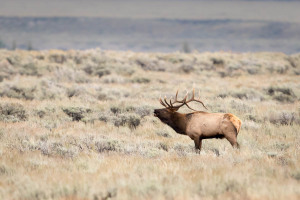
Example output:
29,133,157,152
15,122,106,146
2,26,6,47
0,0,300,53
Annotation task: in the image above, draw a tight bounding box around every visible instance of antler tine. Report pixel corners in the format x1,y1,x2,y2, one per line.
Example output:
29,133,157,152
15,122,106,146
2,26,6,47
159,97,168,108
196,100,208,110
197,89,208,110
184,88,208,110
192,88,195,99
184,103,198,111
164,96,172,107
171,89,179,104
171,90,186,104
184,88,196,103
160,89,208,111
177,91,188,103
175,90,179,101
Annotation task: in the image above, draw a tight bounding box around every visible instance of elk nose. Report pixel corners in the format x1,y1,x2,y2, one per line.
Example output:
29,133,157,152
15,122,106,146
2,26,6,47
154,110,158,117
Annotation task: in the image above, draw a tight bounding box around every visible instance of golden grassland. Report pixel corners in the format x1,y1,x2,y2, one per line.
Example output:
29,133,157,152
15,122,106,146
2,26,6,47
0,49,299,199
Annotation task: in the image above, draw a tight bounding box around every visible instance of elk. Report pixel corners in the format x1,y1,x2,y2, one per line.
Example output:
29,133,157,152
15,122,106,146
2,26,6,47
154,89,241,152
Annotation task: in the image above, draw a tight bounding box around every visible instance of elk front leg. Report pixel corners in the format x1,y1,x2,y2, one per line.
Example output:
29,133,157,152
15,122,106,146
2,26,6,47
194,137,202,154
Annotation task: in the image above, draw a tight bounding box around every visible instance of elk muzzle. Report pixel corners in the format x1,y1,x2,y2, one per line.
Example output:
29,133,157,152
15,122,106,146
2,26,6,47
154,109,159,117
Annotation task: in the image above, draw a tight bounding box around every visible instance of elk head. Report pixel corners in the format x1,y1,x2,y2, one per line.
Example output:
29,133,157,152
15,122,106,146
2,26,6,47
154,89,207,124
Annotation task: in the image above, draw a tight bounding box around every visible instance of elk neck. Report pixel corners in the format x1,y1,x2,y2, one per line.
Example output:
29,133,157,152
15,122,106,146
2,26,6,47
168,112,189,135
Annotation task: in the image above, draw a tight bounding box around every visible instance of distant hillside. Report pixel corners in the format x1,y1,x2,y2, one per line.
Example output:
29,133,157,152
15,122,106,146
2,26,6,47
1,0,300,22
0,17,300,53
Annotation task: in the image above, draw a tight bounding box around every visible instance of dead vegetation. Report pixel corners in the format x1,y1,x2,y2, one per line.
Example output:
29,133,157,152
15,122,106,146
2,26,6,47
0,49,299,200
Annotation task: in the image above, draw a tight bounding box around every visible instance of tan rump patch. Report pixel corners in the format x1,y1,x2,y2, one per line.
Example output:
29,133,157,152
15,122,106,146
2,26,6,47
224,113,242,133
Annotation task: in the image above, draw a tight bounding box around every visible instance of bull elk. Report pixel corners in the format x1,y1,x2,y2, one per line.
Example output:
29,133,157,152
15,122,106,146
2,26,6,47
154,89,242,153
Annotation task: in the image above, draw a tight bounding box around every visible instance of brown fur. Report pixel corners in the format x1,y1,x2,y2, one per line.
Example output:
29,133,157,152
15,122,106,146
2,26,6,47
154,108,242,152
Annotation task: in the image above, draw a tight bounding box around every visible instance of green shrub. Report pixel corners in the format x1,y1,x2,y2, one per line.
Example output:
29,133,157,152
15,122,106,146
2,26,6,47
245,113,261,123
62,107,92,121
266,111,298,125
35,110,46,118
95,66,111,77
116,66,136,76
125,113,141,128
36,80,62,100
229,88,264,101
98,112,111,122
54,144,78,158
131,77,151,84
273,143,290,151
49,54,66,64
83,65,111,77
100,107,144,129
95,140,120,153
0,59,17,80
293,69,300,75
267,64,289,74
0,103,27,122
20,62,40,76
135,106,152,118
291,172,300,181
66,87,87,98
97,92,110,101
267,86,295,96
218,64,241,77
102,74,126,84
110,106,122,114
156,130,172,138
217,93,228,98
273,94,296,103
136,58,163,71
211,57,224,66
113,113,141,129
0,85,35,100
157,142,169,151
179,64,194,74
246,66,261,75
0,165,11,176
34,107,55,119
266,86,297,103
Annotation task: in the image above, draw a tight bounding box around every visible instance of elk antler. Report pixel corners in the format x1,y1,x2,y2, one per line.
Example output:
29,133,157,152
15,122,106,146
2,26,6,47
159,89,208,111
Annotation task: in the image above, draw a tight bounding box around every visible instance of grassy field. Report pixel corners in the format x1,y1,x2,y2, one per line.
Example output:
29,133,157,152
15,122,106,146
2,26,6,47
0,49,299,199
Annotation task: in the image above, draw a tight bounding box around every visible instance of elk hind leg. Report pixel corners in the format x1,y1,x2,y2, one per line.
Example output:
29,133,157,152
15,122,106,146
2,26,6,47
225,133,239,149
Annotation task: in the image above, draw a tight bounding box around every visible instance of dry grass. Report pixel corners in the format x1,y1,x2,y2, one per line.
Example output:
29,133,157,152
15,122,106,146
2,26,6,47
0,49,299,200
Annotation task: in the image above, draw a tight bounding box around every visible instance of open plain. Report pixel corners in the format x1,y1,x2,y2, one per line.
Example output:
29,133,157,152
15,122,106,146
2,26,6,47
0,49,299,199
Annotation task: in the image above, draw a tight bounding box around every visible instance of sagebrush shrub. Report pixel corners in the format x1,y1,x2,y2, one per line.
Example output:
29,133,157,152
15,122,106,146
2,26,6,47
0,103,27,122
131,77,151,84
95,140,120,153
62,107,92,121
135,106,152,118
266,86,297,103
0,85,35,100
113,113,141,129
267,111,298,125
